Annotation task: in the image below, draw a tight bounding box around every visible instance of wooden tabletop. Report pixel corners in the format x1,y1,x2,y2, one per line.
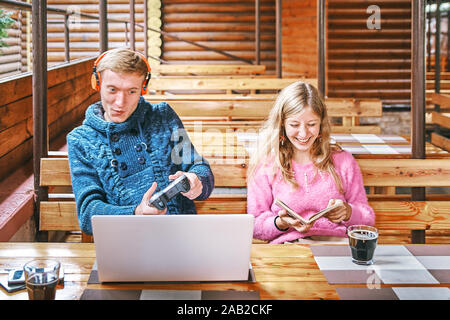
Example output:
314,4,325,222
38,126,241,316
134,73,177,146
0,243,338,300
2,243,449,300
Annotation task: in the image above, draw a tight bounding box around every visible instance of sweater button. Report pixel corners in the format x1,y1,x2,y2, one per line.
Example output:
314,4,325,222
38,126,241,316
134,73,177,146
111,134,120,142
110,159,118,167
113,148,122,155
138,156,146,164
135,144,142,152
120,162,128,171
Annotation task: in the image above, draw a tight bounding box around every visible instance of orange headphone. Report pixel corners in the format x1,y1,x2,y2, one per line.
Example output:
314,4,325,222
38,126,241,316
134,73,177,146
90,50,151,95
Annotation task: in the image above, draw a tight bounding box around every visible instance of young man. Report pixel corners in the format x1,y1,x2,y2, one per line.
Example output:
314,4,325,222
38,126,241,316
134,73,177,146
67,48,214,235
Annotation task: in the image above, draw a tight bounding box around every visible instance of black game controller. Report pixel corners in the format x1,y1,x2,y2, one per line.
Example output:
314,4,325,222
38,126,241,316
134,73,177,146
148,174,191,210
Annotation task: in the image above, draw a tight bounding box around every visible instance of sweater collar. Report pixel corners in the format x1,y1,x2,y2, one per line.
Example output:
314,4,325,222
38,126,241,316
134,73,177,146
84,96,148,134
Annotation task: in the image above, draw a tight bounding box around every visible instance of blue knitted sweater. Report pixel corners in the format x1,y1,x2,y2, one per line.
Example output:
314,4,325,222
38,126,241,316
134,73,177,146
67,97,214,235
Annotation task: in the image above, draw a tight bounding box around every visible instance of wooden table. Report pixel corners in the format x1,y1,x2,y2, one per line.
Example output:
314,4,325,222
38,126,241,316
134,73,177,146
2,243,449,301
0,243,338,300
310,244,450,300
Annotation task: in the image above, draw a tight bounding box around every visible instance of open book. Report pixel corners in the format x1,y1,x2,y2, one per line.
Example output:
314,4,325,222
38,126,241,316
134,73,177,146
275,198,341,225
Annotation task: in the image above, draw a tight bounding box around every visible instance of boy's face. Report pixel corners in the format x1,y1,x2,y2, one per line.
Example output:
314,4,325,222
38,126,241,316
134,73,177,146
100,69,145,123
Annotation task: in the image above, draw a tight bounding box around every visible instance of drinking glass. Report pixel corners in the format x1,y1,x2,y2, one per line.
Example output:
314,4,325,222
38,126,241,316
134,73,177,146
23,259,60,300
347,225,378,265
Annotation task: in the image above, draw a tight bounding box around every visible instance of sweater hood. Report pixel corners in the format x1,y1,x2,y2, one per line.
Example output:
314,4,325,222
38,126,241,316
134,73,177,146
83,96,150,134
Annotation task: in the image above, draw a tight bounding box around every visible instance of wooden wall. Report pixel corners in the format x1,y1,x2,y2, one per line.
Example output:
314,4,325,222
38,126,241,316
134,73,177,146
281,0,317,78
327,0,412,106
0,57,98,181
46,0,147,64
0,8,29,78
161,0,276,73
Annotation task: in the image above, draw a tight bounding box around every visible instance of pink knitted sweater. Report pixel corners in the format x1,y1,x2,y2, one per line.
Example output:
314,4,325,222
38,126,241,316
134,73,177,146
247,150,375,244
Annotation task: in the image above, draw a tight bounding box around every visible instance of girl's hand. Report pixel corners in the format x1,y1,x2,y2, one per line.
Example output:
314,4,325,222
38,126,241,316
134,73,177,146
277,209,314,233
325,199,352,223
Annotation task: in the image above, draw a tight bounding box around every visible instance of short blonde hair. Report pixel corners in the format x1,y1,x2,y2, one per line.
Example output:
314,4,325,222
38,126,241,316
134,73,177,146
248,81,344,193
97,48,148,79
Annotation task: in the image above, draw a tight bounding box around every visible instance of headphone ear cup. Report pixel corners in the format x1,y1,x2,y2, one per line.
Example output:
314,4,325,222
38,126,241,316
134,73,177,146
141,73,151,95
91,72,100,91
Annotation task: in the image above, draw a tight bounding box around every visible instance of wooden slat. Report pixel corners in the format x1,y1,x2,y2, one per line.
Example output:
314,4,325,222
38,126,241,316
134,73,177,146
432,111,450,130
427,80,450,90
358,159,450,187
40,199,450,234
427,72,450,80
183,122,263,133
183,122,381,134
168,98,382,117
149,77,317,91
39,157,244,187
152,64,266,75
39,158,450,188
170,100,272,117
147,94,278,101
40,158,71,186
195,195,247,214
326,98,383,116
210,160,249,187
40,201,79,231
370,201,450,230
329,126,381,134
431,132,450,152
150,96,382,134
430,92,450,108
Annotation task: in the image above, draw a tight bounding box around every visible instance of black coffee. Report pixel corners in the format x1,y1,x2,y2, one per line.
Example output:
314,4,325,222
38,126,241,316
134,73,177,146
26,272,58,300
348,230,378,264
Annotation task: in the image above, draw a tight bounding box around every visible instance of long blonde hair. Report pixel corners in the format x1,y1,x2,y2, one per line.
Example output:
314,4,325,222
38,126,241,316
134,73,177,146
247,81,344,193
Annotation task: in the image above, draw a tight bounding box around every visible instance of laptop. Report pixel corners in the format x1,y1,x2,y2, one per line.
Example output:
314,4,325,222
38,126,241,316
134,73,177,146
91,214,254,282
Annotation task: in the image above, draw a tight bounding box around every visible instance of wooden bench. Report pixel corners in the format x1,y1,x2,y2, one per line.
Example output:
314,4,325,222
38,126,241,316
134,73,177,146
152,64,266,76
146,77,317,95
39,157,450,244
145,76,382,134
426,71,450,80
166,97,382,134
429,93,450,152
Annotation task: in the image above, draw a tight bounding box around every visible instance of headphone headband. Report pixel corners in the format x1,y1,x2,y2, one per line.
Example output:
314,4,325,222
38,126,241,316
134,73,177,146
90,49,151,95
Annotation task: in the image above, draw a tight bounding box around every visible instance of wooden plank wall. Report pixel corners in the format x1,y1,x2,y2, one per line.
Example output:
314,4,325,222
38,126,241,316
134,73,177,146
282,0,317,78
327,0,412,106
0,57,99,181
45,0,147,64
0,8,28,78
161,0,276,73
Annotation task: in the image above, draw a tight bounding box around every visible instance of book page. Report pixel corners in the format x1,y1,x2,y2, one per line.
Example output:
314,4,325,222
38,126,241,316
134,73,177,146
275,198,341,225
274,199,308,225
307,203,341,224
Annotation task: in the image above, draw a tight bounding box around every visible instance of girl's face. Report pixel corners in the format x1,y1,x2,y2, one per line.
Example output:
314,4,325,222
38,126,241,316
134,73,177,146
284,105,321,157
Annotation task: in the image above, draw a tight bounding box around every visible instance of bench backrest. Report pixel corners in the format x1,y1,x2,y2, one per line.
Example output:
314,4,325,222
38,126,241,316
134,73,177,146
169,98,382,118
169,98,382,134
430,93,450,152
152,64,266,76
144,96,382,134
148,77,318,93
39,157,450,244
40,158,450,191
